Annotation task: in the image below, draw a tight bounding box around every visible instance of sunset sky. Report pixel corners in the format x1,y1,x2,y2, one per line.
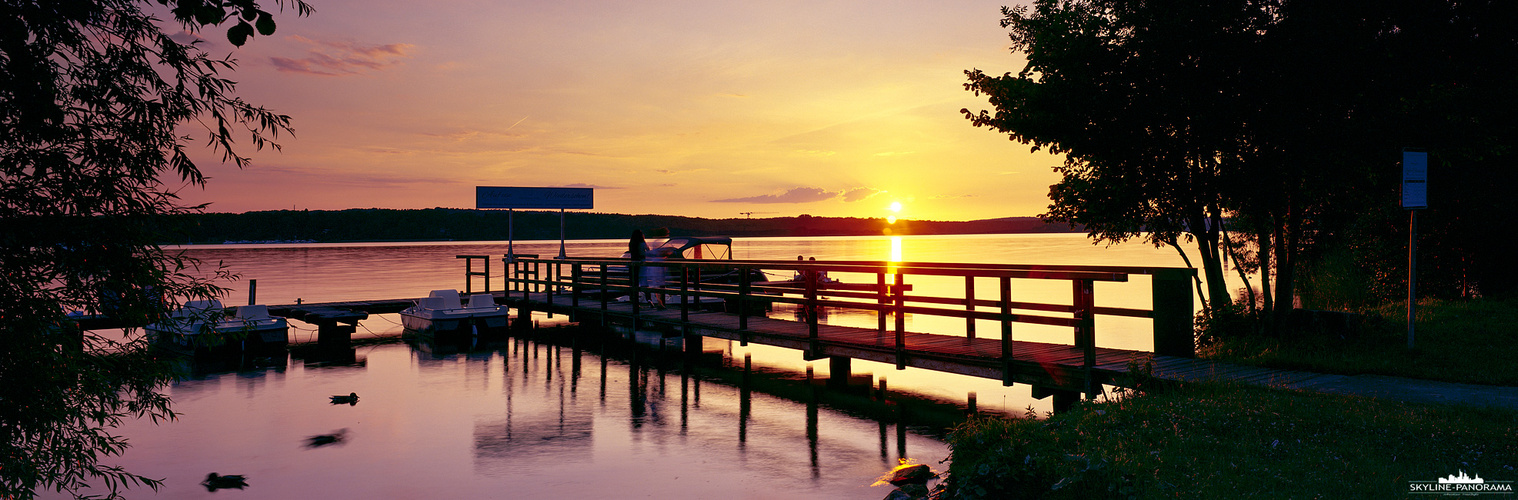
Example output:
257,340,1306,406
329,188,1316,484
168,0,1061,221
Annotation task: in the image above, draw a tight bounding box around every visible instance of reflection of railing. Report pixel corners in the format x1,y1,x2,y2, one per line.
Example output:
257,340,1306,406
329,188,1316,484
494,256,1196,397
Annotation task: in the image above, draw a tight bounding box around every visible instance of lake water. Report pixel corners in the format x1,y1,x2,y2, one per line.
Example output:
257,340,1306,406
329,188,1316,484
51,234,1223,499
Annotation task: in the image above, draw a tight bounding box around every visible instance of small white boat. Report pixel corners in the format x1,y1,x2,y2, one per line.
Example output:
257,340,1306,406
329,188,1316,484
145,300,289,354
399,290,509,336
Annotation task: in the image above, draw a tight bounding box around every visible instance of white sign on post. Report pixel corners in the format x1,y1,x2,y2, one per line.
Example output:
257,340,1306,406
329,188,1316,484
1402,150,1427,209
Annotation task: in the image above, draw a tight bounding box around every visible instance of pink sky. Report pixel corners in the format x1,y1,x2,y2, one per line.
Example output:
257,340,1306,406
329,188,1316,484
167,0,1060,221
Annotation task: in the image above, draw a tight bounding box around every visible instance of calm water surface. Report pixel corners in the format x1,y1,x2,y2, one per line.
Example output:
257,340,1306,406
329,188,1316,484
55,234,1227,499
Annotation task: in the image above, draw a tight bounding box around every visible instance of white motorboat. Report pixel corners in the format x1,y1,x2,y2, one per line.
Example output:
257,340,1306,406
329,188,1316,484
399,290,509,336
145,300,289,354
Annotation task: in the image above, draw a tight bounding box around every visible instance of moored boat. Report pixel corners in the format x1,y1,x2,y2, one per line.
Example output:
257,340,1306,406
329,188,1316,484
145,300,289,355
399,290,509,337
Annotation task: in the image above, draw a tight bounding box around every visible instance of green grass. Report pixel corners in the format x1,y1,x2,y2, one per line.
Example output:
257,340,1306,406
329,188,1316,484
936,384,1518,499
1199,296,1518,386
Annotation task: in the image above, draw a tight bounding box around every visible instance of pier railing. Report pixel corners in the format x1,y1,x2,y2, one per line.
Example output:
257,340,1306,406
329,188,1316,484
490,256,1195,394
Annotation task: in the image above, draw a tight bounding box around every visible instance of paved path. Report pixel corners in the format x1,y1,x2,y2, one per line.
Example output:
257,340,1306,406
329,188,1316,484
1292,373,1518,411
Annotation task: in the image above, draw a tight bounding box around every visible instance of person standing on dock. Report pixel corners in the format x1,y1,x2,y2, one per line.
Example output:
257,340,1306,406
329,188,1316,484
628,230,665,309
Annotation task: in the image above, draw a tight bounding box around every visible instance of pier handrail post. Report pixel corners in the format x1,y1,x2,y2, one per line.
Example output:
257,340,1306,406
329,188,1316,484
680,264,689,323
738,264,750,346
632,261,641,323
1074,278,1097,398
599,263,609,327
1000,276,1013,386
964,276,976,339
546,260,555,315
894,271,906,370
1151,268,1196,358
571,262,581,309
804,267,818,344
876,272,887,334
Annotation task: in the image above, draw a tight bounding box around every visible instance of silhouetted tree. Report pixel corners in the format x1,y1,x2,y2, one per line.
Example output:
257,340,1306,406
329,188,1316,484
966,0,1518,322
0,1,309,497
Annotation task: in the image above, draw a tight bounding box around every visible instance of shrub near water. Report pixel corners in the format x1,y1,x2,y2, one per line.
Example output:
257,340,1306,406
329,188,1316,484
1200,297,1518,386
936,384,1518,499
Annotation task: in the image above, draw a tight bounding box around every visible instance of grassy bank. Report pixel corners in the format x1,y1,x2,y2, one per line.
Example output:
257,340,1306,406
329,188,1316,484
936,384,1518,499
1199,296,1518,386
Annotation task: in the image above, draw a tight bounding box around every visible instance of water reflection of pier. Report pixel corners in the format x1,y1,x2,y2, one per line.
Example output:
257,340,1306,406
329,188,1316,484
460,333,956,478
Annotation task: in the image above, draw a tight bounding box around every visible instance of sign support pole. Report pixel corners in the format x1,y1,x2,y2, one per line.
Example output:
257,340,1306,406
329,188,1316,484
1400,148,1427,349
1408,209,1417,349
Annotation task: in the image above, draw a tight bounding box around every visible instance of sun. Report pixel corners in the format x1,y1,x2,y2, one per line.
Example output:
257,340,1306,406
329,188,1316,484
888,201,903,213
886,201,902,224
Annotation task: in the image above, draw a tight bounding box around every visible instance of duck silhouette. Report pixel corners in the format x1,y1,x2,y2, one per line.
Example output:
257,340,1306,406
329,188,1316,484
201,472,247,491
305,428,348,448
329,392,359,405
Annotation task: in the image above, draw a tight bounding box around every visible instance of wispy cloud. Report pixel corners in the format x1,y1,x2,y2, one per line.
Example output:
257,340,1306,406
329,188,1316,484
271,36,414,76
713,187,837,204
841,188,884,202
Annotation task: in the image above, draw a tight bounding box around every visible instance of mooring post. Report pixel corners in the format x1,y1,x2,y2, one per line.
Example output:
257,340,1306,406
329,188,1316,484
1151,268,1196,358
248,279,257,306
967,391,977,416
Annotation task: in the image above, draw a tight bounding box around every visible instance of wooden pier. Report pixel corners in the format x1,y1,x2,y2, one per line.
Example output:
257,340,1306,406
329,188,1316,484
69,253,1343,411
489,255,1209,410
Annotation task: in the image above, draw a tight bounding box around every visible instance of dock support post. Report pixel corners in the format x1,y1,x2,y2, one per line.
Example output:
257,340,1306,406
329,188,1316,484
827,356,851,389
1152,268,1196,358
1031,384,1080,413
999,277,1014,386
893,272,906,370
805,268,819,356
964,276,975,339
1073,279,1097,398
315,320,354,347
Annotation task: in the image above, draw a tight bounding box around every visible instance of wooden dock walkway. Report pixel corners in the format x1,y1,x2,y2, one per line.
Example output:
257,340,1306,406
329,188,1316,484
486,254,1217,408
507,290,1350,400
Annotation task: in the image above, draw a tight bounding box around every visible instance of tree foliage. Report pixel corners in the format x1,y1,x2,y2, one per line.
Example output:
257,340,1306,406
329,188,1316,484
0,0,308,497
965,0,1518,323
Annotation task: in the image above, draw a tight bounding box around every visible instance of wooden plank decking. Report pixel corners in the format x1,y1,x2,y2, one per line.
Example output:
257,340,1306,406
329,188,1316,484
506,291,1336,394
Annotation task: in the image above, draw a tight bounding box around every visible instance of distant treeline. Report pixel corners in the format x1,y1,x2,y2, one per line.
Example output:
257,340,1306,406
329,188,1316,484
160,209,1080,244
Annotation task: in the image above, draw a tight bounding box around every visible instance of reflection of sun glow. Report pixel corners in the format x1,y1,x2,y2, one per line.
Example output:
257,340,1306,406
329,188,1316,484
890,236,902,263
887,215,897,224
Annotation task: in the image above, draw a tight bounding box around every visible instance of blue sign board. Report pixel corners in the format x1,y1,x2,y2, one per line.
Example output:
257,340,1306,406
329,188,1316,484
476,186,593,209
1402,150,1427,209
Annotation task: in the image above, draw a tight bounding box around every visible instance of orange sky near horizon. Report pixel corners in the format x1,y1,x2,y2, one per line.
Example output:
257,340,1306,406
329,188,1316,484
167,0,1061,222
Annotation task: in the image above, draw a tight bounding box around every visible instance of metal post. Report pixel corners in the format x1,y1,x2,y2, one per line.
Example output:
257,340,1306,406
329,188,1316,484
558,208,567,259
248,279,257,306
1408,209,1417,349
